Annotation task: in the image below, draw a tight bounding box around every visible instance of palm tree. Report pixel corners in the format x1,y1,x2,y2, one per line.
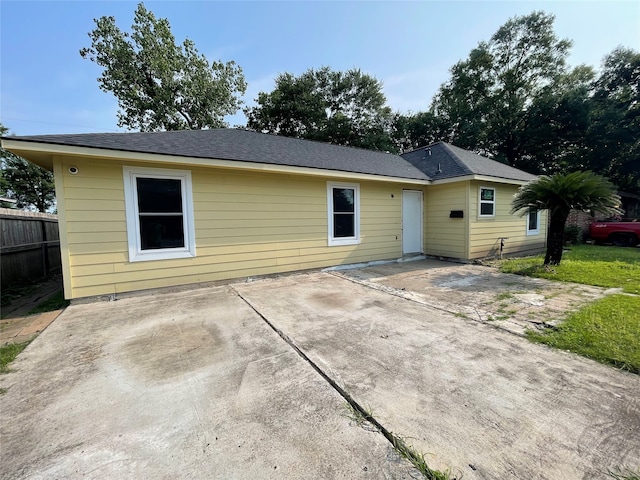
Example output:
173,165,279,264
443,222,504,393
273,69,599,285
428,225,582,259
512,171,621,265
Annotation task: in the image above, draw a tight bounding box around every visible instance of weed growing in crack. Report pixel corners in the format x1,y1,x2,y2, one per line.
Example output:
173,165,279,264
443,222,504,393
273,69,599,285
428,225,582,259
342,401,374,428
608,468,640,480
342,402,455,479
390,435,456,480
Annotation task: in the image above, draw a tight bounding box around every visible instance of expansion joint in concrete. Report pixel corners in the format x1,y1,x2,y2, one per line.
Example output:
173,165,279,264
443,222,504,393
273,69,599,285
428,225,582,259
232,287,419,471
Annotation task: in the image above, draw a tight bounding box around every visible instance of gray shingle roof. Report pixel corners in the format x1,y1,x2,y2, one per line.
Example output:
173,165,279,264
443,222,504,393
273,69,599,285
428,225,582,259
5,130,537,183
401,142,537,182
8,129,430,181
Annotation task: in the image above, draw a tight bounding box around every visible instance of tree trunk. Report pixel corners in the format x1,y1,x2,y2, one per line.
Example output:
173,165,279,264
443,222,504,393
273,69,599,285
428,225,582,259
544,209,569,265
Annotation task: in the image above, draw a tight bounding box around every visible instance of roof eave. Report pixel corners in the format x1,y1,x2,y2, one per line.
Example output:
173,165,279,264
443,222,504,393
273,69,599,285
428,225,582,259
1,139,431,185
431,174,534,186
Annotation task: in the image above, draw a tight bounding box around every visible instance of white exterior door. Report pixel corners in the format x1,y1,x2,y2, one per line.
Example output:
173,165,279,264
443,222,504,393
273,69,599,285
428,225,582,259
402,190,423,255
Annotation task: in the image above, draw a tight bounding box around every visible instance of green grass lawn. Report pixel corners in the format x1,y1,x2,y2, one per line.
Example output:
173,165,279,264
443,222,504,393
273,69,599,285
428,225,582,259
0,341,31,374
499,244,640,294
28,290,69,315
499,244,640,373
527,295,640,374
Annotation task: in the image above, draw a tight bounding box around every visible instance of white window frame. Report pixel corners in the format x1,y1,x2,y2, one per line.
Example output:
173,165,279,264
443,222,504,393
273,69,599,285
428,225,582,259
327,182,360,246
479,186,496,218
123,166,196,262
526,208,540,235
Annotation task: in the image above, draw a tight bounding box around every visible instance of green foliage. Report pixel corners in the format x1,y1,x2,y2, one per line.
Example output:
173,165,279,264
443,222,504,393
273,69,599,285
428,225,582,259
527,295,640,374
80,2,247,131
0,341,31,374
0,123,56,212
28,290,69,315
391,111,447,153
512,171,620,264
430,11,591,174
245,67,396,152
585,47,640,194
563,225,583,245
499,244,640,294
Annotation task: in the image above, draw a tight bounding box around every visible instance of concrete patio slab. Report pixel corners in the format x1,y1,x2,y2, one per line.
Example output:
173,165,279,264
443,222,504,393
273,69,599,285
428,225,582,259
0,286,414,479
330,259,614,335
235,271,640,480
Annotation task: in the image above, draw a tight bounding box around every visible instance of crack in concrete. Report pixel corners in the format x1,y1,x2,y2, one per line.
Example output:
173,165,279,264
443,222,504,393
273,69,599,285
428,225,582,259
231,286,448,479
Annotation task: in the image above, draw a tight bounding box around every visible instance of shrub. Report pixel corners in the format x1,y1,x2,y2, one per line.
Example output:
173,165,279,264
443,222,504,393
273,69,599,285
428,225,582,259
564,225,583,245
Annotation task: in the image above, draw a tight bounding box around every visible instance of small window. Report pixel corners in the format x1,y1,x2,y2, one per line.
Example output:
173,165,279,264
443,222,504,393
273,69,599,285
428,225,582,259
479,187,495,217
327,182,360,246
123,167,196,262
526,209,540,235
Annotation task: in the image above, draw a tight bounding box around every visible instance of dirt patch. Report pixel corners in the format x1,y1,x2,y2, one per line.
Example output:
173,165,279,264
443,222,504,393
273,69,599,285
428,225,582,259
332,259,615,335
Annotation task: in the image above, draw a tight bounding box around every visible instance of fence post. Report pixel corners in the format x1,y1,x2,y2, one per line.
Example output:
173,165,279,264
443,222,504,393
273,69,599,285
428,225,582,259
40,219,49,276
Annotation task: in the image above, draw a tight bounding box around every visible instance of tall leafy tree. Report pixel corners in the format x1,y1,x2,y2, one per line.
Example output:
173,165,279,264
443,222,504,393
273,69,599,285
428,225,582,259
80,2,247,131
245,67,396,152
0,124,56,212
585,47,640,194
512,171,620,265
431,11,592,174
391,111,447,153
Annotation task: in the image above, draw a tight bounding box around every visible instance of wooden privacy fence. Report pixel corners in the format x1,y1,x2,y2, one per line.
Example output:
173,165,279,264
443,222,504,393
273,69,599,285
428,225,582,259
1,208,61,289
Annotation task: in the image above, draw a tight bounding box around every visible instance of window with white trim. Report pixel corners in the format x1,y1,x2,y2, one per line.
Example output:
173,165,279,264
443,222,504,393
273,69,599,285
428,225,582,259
479,187,495,217
123,167,196,262
526,209,540,235
327,182,360,246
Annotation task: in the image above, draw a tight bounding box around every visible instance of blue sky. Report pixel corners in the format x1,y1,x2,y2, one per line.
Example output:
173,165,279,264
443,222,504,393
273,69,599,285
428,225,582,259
1,1,639,136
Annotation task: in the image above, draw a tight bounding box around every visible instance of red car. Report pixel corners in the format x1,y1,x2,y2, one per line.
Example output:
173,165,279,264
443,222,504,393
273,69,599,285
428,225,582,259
589,220,640,247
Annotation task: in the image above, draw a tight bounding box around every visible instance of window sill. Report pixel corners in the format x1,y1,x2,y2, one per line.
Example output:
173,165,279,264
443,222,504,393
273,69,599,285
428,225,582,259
328,238,360,247
128,248,196,262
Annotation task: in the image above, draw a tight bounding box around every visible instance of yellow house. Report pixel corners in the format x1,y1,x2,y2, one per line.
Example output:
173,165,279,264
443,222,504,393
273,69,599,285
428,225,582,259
2,129,546,300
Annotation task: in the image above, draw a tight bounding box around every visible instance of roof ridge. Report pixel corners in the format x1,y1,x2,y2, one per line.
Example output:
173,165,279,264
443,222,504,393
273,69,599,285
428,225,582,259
439,142,473,175
400,140,445,156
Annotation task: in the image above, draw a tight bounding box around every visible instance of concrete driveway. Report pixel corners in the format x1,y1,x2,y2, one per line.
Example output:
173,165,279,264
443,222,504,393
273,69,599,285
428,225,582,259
1,261,639,479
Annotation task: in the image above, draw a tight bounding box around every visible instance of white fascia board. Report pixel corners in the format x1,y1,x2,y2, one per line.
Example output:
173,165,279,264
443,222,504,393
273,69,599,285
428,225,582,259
2,140,431,186
431,174,532,186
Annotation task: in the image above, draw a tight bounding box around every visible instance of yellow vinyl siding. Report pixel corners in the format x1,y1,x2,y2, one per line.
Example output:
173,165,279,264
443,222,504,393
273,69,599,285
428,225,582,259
423,182,468,258
469,180,546,259
56,156,407,299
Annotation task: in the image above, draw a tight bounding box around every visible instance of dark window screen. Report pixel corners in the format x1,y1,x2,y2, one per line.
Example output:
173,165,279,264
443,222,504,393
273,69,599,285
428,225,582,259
332,188,355,238
333,188,354,213
136,177,185,250
137,178,183,213
333,214,355,238
480,203,494,215
528,210,538,230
